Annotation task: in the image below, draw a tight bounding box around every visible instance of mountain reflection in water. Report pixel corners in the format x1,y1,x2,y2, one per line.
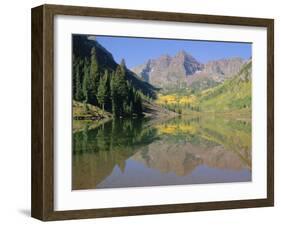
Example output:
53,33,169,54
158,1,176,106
72,116,251,190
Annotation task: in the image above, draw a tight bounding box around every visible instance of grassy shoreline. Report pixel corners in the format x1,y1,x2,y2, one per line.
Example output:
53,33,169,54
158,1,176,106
73,100,251,134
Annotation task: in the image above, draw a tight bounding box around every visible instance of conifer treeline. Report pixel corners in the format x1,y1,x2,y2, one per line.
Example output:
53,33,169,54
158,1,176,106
73,47,144,117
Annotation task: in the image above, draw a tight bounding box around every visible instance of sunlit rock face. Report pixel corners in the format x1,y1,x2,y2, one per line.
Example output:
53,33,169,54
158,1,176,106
132,50,203,89
132,52,245,91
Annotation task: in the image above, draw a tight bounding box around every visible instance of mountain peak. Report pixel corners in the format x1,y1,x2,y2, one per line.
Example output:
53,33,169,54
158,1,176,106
175,50,200,64
132,51,246,91
132,51,203,89
176,50,189,57
176,49,187,55
159,54,172,61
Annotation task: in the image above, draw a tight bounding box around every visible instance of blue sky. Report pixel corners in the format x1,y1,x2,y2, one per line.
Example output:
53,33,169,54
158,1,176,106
96,36,252,69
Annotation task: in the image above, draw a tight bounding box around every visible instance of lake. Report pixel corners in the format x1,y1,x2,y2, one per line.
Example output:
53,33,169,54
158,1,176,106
72,116,252,190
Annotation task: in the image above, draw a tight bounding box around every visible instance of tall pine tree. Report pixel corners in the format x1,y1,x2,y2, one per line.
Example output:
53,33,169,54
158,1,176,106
110,72,118,116
114,61,128,116
104,70,111,111
72,57,78,99
89,47,100,105
82,58,95,104
135,92,143,116
74,59,84,101
97,70,109,112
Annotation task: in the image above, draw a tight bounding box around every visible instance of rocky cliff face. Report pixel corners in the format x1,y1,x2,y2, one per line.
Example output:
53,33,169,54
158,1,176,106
132,51,246,91
201,57,245,82
132,50,203,89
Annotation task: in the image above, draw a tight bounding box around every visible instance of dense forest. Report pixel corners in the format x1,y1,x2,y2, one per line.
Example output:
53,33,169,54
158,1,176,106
73,47,144,118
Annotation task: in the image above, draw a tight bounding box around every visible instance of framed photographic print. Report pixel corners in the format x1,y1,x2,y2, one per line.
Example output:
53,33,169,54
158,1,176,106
31,4,274,221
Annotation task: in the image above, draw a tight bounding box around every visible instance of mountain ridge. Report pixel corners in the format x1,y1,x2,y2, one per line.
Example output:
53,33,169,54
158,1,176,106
194,60,252,112
132,50,246,91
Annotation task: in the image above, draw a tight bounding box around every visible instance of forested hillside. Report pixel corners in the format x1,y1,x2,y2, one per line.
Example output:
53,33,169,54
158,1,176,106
195,60,252,113
155,60,252,115
72,35,157,118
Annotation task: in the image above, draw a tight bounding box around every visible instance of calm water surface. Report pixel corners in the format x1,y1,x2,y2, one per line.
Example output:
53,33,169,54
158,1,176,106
72,116,251,190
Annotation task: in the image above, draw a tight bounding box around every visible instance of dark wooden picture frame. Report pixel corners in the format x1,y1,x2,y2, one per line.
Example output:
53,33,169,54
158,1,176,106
31,4,274,221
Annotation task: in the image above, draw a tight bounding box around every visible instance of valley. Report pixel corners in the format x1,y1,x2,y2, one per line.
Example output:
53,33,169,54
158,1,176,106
72,35,252,122
71,35,252,189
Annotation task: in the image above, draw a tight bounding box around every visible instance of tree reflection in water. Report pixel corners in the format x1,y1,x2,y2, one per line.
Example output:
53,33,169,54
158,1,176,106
72,116,251,190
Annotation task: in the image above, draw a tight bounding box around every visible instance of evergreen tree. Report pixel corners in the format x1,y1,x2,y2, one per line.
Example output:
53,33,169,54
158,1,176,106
126,82,134,116
104,70,111,111
120,58,126,76
111,63,128,117
89,47,100,104
117,60,128,98
97,70,109,111
118,60,129,115
72,57,78,98
82,59,95,104
74,61,84,101
134,92,143,116
77,53,145,118
110,74,118,116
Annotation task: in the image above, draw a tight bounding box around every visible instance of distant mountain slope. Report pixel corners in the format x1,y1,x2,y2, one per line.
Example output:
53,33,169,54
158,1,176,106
132,51,245,92
186,57,245,91
132,50,203,90
195,60,252,112
203,57,245,80
73,35,157,98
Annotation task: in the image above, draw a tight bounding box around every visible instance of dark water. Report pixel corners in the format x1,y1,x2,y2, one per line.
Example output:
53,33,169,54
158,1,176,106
72,116,251,190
